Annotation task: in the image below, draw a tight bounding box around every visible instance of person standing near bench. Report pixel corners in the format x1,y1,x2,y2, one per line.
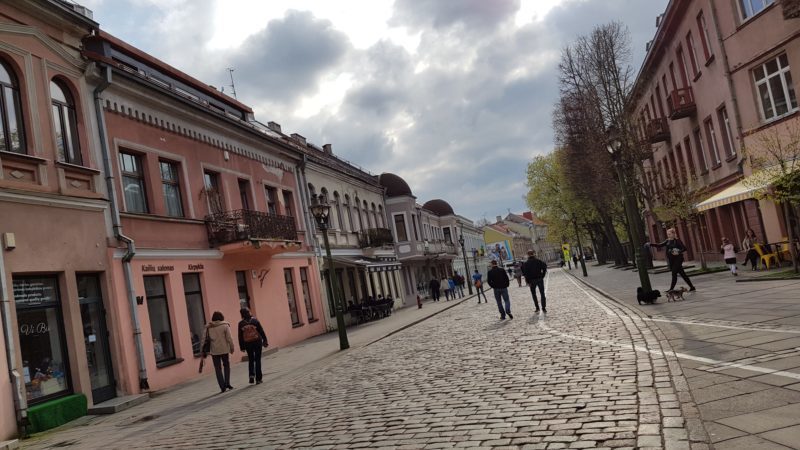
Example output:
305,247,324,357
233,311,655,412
522,250,548,313
238,307,268,385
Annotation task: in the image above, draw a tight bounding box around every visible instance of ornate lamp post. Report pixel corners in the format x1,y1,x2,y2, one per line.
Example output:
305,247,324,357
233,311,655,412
309,194,349,350
458,231,473,295
606,133,653,294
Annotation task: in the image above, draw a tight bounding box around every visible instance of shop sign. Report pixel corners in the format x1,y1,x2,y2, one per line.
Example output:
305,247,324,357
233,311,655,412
188,263,204,271
19,322,51,336
13,278,58,307
141,264,175,272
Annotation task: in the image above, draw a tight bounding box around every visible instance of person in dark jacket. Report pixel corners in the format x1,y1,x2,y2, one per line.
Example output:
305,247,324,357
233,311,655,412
486,260,513,320
649,228,696,292
428,278,440,301
521,250,548,313
238,307,268,385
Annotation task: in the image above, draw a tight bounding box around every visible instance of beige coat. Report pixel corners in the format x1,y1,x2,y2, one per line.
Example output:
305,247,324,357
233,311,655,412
201,321,234,356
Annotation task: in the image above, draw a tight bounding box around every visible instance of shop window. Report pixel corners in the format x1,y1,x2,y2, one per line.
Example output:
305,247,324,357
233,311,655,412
159,160,184,217
754,54,798,122
50,80,82,165
236,271,250,310
300,267,315,321
13,276,70,403
0,60,26,154
120,152,149,213
284,268,301,326
182,273,206,356
144,276,175,364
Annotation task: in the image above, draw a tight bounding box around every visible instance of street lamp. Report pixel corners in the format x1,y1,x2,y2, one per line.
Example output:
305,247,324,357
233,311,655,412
606,131,653,294
309,194,349,350
458,231,473,295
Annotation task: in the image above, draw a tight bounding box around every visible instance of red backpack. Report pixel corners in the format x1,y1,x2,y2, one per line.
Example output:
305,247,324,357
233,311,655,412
242,318,260,343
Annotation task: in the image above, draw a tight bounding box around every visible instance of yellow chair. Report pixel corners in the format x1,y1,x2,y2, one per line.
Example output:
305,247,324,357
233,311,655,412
779,237,792,262
754,243,779,270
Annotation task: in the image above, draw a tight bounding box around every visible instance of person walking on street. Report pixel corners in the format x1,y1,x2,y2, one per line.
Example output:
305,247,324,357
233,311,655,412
447,276,457,299
487,260,513,320
741,229,759,271
441,276,451,300
454,272,465,298
201,311,235,393
472,269,488,303
572,254,579,268
238,307,269,385
721,238,738,277
429,278,440,301
522,250,548,313
513,262,523,287
649,228,696,291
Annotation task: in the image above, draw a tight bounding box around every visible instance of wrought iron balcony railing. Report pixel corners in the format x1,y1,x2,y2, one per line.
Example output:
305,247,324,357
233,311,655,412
358,228,394,248
646,117,671,144
423,240,458,256
668,87,697,120
205,209,297,246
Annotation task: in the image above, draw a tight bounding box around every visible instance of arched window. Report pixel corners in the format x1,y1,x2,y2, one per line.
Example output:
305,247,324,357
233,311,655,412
333,191,344,231
371,203,378,230
51,79,81,164
0,61,25,154
377,205,385,228
363,200,371,229
344,195,354,232
354,196,363,232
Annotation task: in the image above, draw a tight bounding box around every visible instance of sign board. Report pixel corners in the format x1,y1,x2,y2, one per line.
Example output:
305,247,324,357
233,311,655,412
486,240,512,262
13,277,58,307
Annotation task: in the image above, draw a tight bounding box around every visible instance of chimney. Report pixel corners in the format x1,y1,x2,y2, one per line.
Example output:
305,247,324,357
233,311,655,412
290,133,306,145
496,215,502,223
322,144,332,155
267,121,281,133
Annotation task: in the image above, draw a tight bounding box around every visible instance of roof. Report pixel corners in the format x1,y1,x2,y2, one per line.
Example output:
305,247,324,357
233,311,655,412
522,211,547,226
422,199,455,216
379,173,414,197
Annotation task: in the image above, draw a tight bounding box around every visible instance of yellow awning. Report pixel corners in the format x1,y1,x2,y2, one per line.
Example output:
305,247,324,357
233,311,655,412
695,167,781,212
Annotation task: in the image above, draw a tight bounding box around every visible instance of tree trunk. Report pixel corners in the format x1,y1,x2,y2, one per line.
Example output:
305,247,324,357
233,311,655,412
782,201,799,273
600,212,626,265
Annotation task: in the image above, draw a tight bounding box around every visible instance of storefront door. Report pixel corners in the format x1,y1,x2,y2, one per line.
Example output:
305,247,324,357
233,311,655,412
77,275,116,404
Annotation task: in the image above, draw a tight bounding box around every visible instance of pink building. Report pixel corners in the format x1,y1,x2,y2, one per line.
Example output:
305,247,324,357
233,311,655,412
630,0,800,262
82,30,327,398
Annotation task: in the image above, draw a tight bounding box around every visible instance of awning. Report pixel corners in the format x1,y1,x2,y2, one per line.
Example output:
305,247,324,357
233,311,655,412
695,167,781,212
329,256,402,272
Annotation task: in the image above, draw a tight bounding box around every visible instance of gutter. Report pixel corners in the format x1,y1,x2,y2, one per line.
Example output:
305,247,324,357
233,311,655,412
93,64,149,390
0,247,28,436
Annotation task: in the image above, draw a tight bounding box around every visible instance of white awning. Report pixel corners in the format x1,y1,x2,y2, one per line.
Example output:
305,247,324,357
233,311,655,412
695,167,781,212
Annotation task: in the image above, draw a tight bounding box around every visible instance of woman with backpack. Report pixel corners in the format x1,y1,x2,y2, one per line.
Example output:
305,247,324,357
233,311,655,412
238,307,268,385
201,311,235,393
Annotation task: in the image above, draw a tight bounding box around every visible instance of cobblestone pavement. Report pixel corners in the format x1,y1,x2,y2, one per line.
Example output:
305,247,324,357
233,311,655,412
24,270,707,449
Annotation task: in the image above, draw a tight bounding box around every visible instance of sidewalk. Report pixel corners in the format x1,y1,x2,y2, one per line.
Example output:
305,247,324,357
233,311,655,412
565,263,800,449
22,293,477,447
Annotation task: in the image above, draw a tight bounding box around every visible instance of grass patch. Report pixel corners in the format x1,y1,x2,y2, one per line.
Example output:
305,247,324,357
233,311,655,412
737,268,800,282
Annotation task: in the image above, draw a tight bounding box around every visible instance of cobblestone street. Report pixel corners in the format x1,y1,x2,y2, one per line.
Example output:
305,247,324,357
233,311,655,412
23,270,704,449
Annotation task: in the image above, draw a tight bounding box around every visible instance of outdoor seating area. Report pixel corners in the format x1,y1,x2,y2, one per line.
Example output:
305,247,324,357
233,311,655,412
346,297,395,325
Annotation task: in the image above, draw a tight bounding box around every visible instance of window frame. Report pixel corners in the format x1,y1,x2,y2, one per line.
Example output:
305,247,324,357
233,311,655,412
235,270,250,310
284,268,301,326
693,126,710,174
238,179,251,211
144,275,176,365
119,151,149,214
753,54,798,123
717,105,736,159
686,32,700,78
737,0,775,22
50,80,82,165
393,213,409,242
704,117,722,167
203,170,224,215
159,159,184,218
696,11,713,62
0,60,26,154
299,267,315,322
265,185,278,215
181,273,206,357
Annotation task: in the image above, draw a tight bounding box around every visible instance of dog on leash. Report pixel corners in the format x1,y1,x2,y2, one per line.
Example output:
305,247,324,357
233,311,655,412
665,287,688,302
637,287,662,305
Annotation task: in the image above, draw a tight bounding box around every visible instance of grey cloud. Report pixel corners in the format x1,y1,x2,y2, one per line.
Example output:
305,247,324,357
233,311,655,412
391,0,521,31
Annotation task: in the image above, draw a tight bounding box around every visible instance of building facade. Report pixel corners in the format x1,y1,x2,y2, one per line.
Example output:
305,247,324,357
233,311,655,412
504,212,560,262
630,0,799,263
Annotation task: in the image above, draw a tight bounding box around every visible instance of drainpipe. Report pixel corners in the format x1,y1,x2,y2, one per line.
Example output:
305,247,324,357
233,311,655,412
0,249,28,436
709,0,746,161
93,64,149,390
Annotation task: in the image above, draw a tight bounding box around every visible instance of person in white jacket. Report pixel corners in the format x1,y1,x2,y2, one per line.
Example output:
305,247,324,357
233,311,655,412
722,238,738,276
201,311,235,393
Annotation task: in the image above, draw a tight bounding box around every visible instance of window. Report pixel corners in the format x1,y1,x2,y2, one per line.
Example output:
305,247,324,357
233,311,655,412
0,60,25,154
265,186,278,215
354,197,364,231
718,106,735,158
284,268,300,326
299,268,314,322
159,160,184,217
377,205,385,227
677,47,690,87
411,214,419,240
344,195,354,232
238,179,250,210
182,273,206,356
13,276,70,403
363,200,371,228
443,227,452,244
693,127,709,172
655,84,665,118
754,54,798,121
50,80,81,165
120,152,148,213
144,276,175,364
236,271,250,309
674,145,686,184
697,11,713,61
203,171,223,214
394,214,408,242
683,136,697,177
739,0,774,20
704,118,722,166
282,190,294,218
371,203,378,230
686,32,700,77
333,192,343,230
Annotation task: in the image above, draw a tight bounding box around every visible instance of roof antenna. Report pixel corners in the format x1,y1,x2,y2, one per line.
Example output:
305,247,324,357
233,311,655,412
227,67,237,99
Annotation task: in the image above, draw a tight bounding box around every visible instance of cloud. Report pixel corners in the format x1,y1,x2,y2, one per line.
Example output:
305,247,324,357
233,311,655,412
390,0,521,31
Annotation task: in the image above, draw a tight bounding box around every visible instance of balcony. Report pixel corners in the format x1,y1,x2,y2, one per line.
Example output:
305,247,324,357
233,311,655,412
358,228,394,248
646,117,671,144
423,240,458,256
205,209,297,247
668,87,697,120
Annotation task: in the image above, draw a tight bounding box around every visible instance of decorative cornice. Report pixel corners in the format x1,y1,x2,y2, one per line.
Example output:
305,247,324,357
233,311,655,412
0,23,85,69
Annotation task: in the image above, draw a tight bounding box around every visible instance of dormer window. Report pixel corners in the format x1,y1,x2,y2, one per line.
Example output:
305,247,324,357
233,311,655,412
51,80,81,165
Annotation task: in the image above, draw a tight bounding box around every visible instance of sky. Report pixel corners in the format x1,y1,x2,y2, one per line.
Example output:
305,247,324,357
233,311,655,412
81,0,668,224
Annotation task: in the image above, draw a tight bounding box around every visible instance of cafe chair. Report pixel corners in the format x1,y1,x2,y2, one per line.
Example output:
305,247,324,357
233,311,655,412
754,243,779,270
779,237,792,262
